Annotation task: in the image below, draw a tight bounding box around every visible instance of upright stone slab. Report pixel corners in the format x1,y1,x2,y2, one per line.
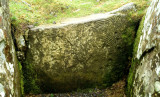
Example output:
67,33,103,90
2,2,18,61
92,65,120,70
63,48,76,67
25,3,138,93
127,0,160,96
0,0,21,97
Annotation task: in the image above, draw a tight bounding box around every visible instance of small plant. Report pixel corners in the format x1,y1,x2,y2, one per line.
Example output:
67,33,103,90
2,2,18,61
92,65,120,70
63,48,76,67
11,16,17,22
50,93,54,97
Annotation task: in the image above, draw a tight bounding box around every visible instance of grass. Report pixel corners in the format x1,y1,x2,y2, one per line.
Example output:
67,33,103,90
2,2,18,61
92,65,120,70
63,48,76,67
10,0,151,26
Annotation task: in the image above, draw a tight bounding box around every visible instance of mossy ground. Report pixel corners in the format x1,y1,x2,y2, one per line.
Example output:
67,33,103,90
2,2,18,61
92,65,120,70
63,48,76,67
25,78,126,97
10,0,151,26
22,61,41,94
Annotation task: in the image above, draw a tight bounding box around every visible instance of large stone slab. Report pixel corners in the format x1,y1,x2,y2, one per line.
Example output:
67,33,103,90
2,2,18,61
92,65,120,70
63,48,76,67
127,0,160,96
25,3,137,93
0,0,21,97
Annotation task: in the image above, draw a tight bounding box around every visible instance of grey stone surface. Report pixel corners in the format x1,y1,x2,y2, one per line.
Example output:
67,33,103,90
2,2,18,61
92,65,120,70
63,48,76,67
109,2,137,14
25,3,138,92
155,81,160,94
0,0,21,97
16,35,26,51
128,0,160,96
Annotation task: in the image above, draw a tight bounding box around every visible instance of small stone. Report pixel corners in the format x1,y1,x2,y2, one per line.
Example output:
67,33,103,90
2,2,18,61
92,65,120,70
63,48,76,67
0,16,2,23
0,29,4,42
158,25,160,33
66,6,69,9
16,35,26,51
97,0,100,2
34,22,39,26
17,51,25,61
0,83,5,97
27,25,34,29
53,21,56,24
155,81,160,94
50,12,53,15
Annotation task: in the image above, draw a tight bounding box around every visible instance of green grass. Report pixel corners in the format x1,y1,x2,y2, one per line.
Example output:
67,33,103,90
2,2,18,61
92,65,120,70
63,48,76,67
10,0,151,26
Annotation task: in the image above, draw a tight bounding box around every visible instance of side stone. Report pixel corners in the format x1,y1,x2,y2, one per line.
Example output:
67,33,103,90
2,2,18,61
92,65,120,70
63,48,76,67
127,0,160,96
25,3,138,93
0,0,21,97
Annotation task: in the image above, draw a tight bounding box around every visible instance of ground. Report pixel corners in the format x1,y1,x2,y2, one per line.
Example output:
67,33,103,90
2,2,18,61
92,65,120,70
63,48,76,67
25,78,126,97
10,0,151,26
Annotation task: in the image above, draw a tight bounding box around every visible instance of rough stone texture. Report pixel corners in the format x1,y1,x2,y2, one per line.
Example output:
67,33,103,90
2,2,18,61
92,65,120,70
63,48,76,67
109,2,137,14
0,0,21,97
25,3,137,93
128,0,160,97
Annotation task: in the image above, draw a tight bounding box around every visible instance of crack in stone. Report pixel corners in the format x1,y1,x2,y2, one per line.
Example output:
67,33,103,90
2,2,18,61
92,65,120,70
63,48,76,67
139,46,156,61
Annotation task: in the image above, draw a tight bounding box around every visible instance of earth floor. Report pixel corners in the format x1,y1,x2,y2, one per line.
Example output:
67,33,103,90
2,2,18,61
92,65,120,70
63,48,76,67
25,78,126,97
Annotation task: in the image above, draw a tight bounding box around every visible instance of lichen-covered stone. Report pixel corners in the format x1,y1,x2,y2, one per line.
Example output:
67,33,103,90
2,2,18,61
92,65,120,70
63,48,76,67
16,35,26,51
25,3,138,93
0,0,21,97
127,0,160,96
155,81,160,94
109,3,137,14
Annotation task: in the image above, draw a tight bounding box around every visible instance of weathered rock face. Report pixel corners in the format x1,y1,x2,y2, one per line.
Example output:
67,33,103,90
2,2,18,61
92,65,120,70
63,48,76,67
127,0,160,96
0,0,21,97
25,3,138,93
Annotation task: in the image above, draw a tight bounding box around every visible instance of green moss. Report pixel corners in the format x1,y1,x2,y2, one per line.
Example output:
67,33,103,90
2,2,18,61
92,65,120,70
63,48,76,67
102,25,137,88
18,62,24,96
126,16,145,97
122,25,135,51
50,94,54,97
122,9,146,57
101,12,143,89
22,61,41,94
102,65,125,87
126,59,138,97
133,16,145,56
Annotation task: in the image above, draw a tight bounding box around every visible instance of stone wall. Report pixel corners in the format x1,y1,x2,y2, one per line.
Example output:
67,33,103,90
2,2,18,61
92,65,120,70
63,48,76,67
0,0,21,97
24,3,138,93
127,0,160,96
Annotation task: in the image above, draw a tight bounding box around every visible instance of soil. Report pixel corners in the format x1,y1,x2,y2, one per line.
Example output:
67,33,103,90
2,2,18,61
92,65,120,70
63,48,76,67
25,78,126,97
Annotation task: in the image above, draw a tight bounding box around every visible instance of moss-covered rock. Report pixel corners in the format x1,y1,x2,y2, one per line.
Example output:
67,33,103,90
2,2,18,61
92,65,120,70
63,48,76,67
127,0,160,96
24,3,139,93
0,0,21,96
22,60,41,94
127,16,145,97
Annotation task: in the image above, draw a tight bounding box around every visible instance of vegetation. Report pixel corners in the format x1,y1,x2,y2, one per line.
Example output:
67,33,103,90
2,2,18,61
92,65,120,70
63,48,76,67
18,62,24,96
22,61,41,94
10,0,151,26
126,16,145,97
